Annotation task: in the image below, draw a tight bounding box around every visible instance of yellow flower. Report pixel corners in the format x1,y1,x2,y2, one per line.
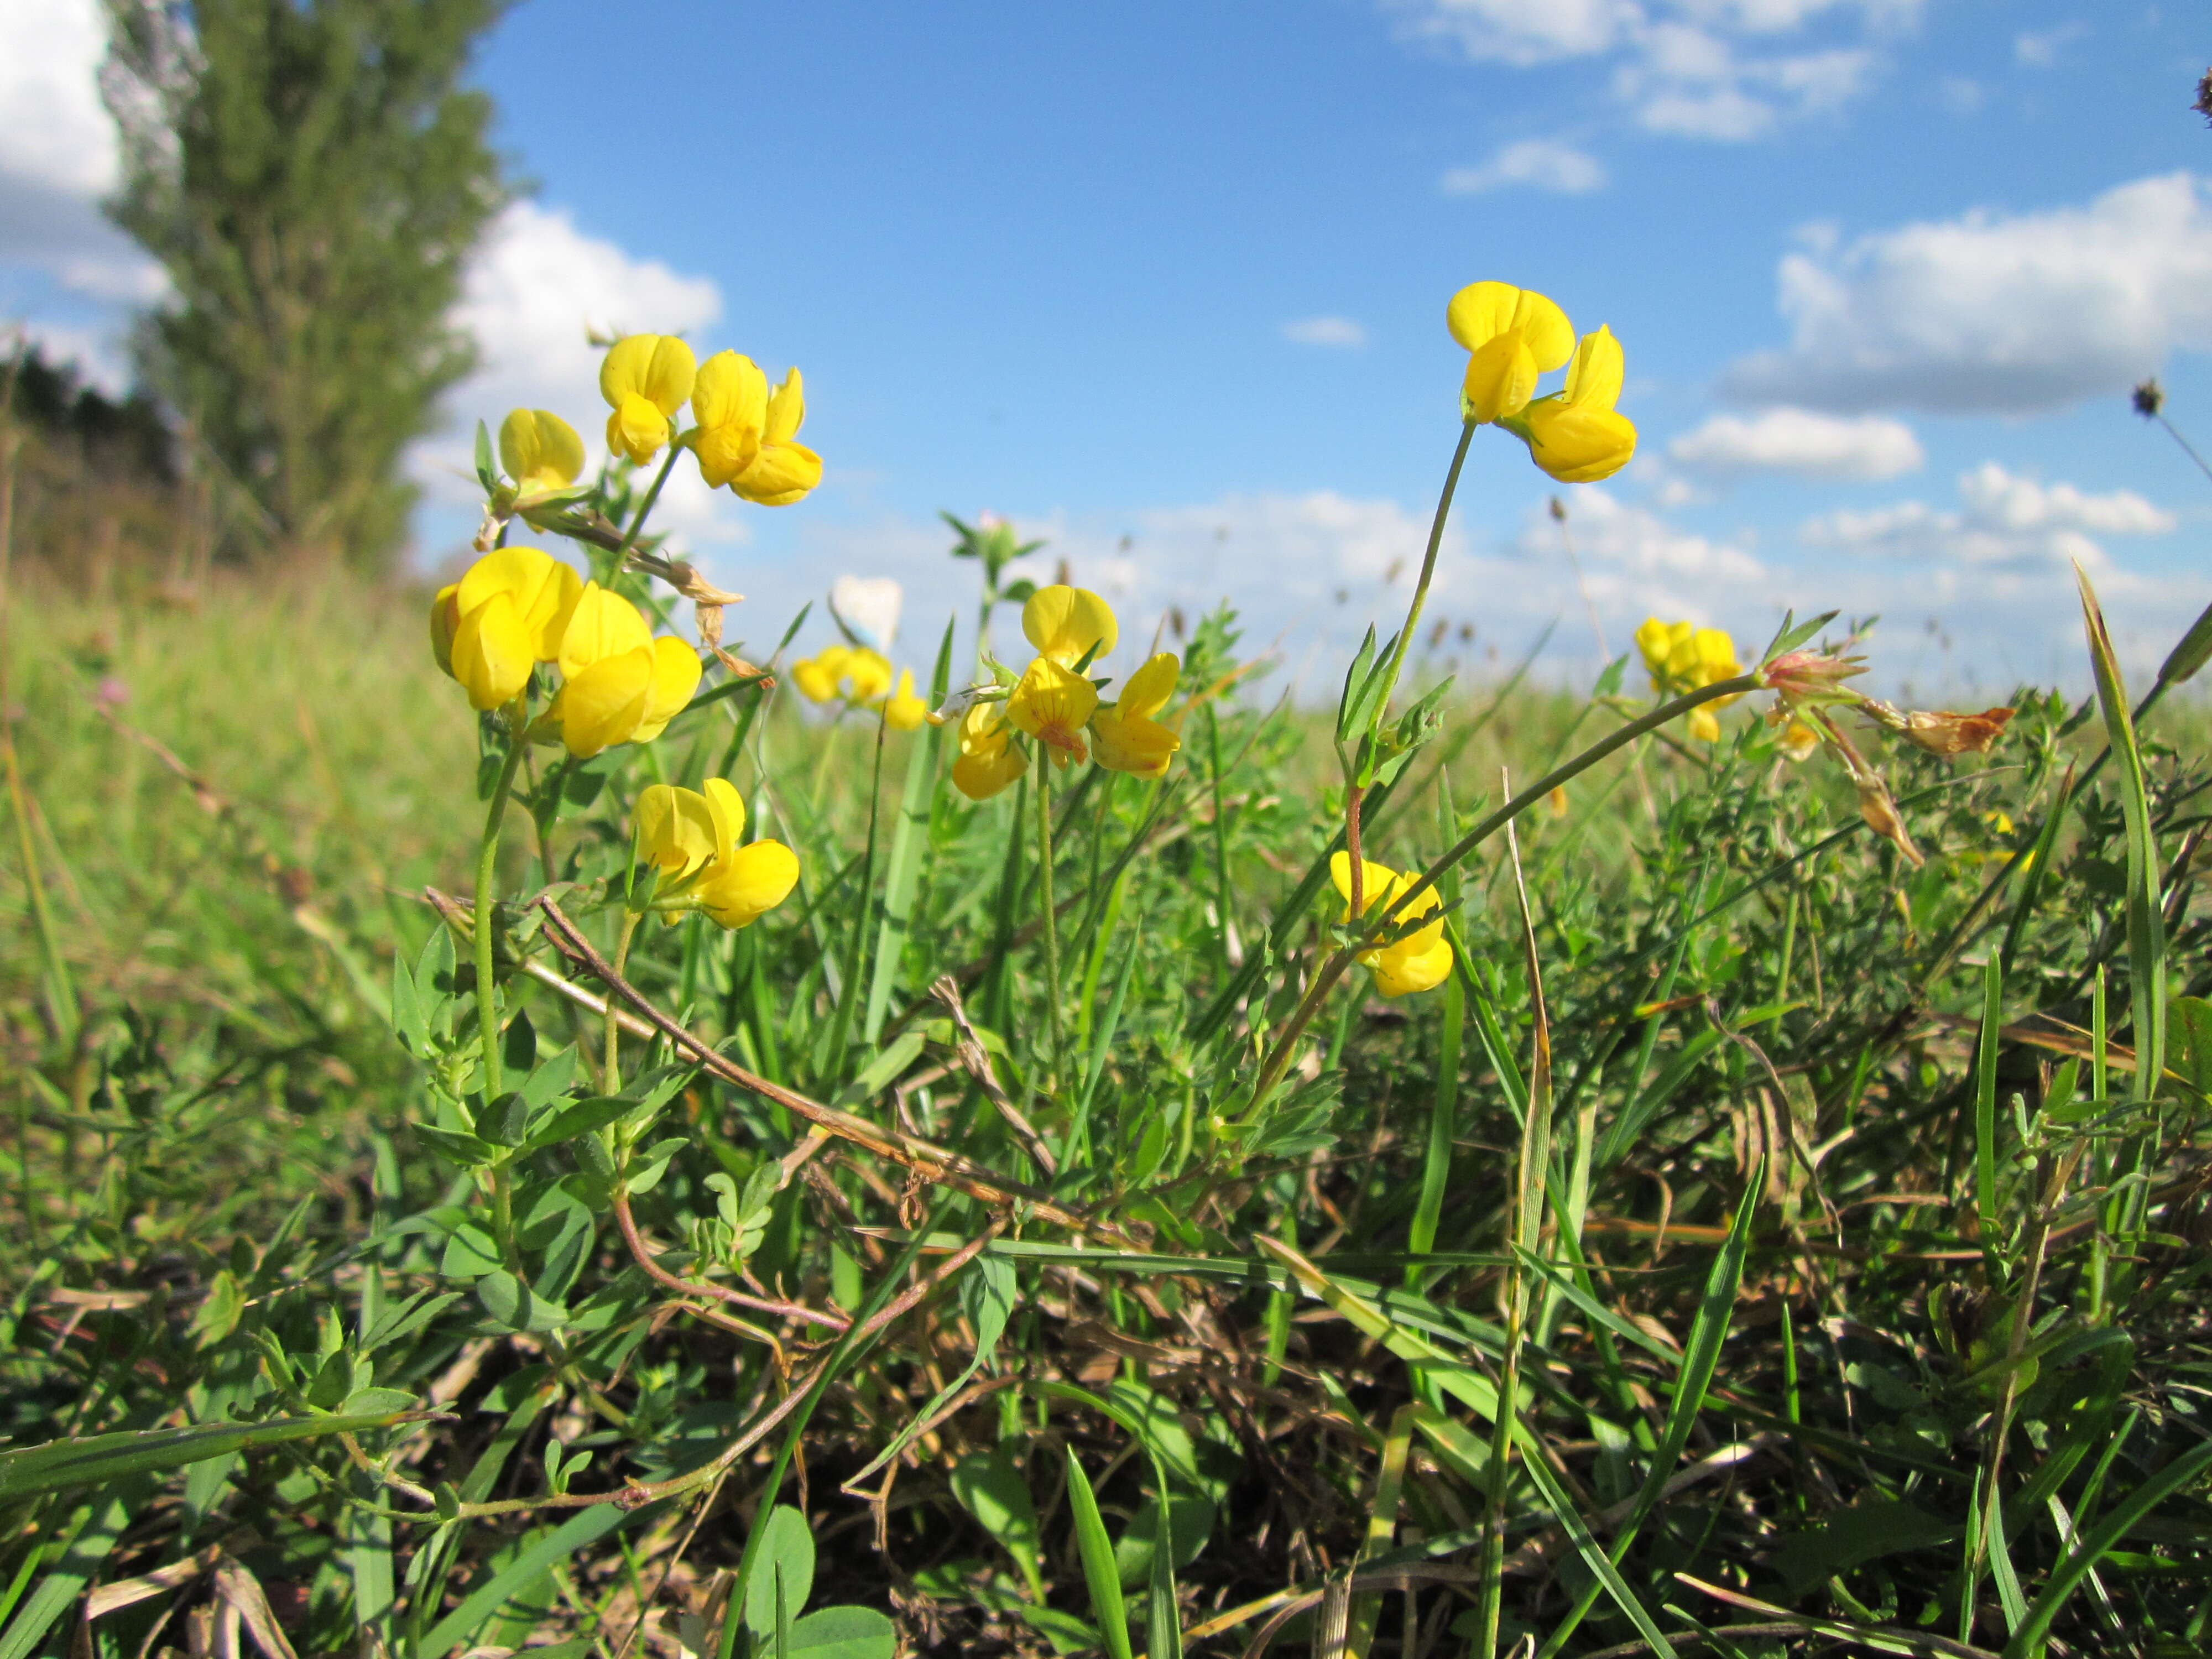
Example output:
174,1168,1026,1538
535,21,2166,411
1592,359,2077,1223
730,367,822,507
632,778,799,930
432,546,583,710
950,699,1029,800
552,582,703,757
1006,655,1098,766
1447,281,1574,425
601,334,698,466
1777,718,1822,763
1329,852,1454,998
789,643,894,708
883,669,928,731
1091,652,1181,779
1636,617,1744,743
791,644,850,703
1516,325,1637,483
499,409,586,503
687,351,766,488
1022,585,1118,667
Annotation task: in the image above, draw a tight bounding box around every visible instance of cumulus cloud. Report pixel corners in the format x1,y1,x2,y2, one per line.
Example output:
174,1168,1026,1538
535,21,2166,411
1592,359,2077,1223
1669,406,1923,479
1441,137,1607,194
2013,23,2086,68
1282,315,1369,348
1723,173,2212,414
1385,0,1916,141
1801,462,2173,573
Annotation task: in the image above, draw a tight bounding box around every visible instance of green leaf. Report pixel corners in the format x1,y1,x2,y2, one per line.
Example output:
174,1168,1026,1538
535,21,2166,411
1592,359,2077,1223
2164,996,2212,1100
744,1506,817,1639
0,1412,414,1502
473,418,497,493
1771,1499,1958,1599
526,1094,634,1149
412,1122,497,1170
474,1271,567,1334
419,1502,647,1659
2078,567,2166,1097
950,1446,1044,1600
784,1606,895,1659
0,1479,148,1659
1064,1449,1133,1659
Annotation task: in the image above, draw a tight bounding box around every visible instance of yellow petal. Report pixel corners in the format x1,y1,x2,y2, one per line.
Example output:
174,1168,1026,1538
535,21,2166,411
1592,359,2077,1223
843,648,893,704
763,368,805,444
457,545,583,661
1688,706,1721,744
1562,325,1624,410
696,839,801,929
499,408,585,497
883,669,927,732
693,420,762,489
628,635,705,744
1446,281,1573,368
1021,585,1118,665
1522,399,1637,484
791,656,839,703
1119,651,1180,721
1461,330,1541,425
635,783,720,875
558,582,652,679
452,591,535,709
691,350,769,431
607,396,671,466
952,744,1028,800
957,698,1010,757
732,439,822,506
559,647,654,757
1634,617,1675,679
701,776,747,863
1328,850,1401,917
600,333,696,416
1091,708,1180,779
1371,936,1453,998
1006,655,1099,758
430,583,460,677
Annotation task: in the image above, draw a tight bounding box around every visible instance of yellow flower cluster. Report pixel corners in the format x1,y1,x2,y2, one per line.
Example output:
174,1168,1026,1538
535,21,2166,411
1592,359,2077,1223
599,334,823,505
1635,617,1745,743
1448,281,1637,484
633,778,800,931
952,586,1182,800
790,644,927,731
1329,853,1453,998
431,545,702,758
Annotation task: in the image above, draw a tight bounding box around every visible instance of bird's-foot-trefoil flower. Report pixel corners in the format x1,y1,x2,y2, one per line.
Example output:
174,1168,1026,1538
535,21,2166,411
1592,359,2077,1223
1023,584,1118,667
601,334,698,466
633,778,800,929
550,582,703,757
732,366,822,505
950,698,1029,800
1090,651,1181,779
499,409,586,510
431,545,583,710
1330,852,1453,998
1636,617,1744,743
1008,655,1098,767
686,351,766,488
883,670,928,732
1509,325,1637,483
790,643,896,710
1448,281,1574,425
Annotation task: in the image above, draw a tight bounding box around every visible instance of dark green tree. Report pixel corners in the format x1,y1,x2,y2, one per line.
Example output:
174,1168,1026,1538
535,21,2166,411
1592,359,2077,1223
101,0,509,570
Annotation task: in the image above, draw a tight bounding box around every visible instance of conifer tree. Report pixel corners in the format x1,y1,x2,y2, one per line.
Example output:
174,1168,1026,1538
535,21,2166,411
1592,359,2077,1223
102,0,509,570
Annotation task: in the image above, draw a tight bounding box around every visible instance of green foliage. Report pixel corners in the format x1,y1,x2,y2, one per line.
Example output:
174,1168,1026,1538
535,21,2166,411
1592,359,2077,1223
101,0,509,568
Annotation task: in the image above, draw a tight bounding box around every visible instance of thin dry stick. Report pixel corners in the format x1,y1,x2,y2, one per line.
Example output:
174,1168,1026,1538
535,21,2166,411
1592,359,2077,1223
931,974,1056,1175
535,897,1138,1246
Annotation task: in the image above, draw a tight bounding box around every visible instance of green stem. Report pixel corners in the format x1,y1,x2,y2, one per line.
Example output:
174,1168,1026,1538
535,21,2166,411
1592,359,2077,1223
474,702,530,1102
615,446,681,562
1037,744,1065,1092
605,909,642,1092
1369,418,1477,732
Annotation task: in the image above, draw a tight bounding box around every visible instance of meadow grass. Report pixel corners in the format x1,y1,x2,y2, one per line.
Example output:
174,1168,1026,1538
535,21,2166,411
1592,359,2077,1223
4,554,2211,1659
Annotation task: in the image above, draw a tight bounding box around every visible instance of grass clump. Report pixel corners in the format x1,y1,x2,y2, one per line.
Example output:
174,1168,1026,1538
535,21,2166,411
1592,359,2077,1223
3,300,2212,1659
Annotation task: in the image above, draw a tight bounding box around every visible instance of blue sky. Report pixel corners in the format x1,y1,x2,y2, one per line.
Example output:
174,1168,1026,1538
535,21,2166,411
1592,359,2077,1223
5,0,2210,692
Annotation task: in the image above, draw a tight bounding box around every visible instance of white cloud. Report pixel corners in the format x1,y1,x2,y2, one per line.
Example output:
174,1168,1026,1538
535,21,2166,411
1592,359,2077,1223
0,0,119,200
2014,23,2086,68
1802,462,2173,572
1282,315,1369,348
1442,137,1608,194
1386,0,1916,141
1670,406,1923,479
1724,173,2212,414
